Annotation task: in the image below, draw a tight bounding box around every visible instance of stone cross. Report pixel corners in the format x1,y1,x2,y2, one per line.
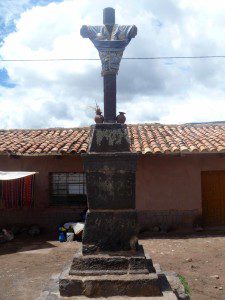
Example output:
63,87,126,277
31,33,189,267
59,8,176,298
80,7,137,123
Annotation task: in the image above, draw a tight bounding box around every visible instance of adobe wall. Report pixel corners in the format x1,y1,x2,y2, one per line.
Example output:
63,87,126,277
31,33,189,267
0,154,225,231
0,156,86,232
136,154,225,230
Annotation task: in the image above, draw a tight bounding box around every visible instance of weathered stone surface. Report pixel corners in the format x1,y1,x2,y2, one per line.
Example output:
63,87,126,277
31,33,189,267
162,271,190,300
83,152,137,171
88,124,130,152
104,74,116,123
130,256,155,273
70,255,129,275
86,171,135,209
69,247,155,276
82,210,138,254
83,152,137,209
40,263,177,299
59,277,83,297
59,267,162,297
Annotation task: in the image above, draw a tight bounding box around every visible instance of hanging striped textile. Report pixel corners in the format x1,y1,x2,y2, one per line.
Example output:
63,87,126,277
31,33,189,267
0,182,3,209
1,175,35,209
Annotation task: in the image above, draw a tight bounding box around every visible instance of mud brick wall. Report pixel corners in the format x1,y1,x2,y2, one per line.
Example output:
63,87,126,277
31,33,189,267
138,209,199,231
0,154,224,230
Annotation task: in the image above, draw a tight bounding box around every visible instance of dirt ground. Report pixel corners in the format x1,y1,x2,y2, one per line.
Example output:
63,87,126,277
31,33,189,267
0,231,225,300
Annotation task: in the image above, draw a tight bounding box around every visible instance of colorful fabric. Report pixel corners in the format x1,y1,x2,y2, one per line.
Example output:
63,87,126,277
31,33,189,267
1,175,34,209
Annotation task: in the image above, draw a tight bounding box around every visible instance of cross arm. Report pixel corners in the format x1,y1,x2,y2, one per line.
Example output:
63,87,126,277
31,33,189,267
80,25,104,41
128,25,138,39
80,25,91,38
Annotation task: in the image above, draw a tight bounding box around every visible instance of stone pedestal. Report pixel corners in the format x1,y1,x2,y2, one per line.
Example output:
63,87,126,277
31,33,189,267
82,150,138,254
59,124,177,298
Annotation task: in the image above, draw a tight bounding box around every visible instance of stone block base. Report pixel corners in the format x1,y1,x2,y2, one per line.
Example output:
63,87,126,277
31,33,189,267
38,266,179,299
82,210,138,254
69,246,155,276
59,269,162,297
59,246,178,298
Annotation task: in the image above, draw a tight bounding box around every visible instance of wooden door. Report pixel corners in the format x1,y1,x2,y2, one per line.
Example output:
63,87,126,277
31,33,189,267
202,171,225,226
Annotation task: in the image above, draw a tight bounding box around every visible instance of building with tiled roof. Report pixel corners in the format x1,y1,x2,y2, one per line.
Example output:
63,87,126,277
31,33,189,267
0,122,225,231
0,122,224,156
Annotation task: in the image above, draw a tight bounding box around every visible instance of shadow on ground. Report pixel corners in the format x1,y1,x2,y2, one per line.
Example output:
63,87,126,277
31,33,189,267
0,234,57,256
139,230,225,240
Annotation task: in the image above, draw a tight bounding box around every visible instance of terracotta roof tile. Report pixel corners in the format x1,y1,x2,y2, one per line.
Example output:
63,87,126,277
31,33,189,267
0,127,90,156
0,122,224,156
128,123,225,155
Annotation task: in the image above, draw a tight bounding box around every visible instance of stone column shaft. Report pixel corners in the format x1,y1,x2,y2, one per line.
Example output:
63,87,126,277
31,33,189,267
104,74,116,123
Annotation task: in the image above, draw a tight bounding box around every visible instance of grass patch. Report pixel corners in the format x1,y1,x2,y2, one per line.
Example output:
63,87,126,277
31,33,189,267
178,274,191,295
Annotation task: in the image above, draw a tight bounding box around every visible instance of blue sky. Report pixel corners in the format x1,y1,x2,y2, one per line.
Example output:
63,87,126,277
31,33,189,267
0,0,64,87
0,0,63,43
0,68,16,88
0,0,225,129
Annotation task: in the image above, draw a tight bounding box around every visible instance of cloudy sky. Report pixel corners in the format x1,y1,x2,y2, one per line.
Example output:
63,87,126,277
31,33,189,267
0,0,225,129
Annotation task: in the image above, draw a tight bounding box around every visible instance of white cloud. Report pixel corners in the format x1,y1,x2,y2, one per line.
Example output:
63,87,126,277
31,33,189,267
0,0,225,129
0,0,31,25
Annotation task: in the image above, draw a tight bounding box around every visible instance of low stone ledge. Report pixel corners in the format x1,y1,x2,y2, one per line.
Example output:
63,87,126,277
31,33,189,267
69,249,155,276
37,264,178,299
59,266,162,297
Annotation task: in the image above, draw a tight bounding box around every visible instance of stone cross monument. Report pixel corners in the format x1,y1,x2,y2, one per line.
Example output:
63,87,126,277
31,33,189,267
80,7,137,123
59,8,176,298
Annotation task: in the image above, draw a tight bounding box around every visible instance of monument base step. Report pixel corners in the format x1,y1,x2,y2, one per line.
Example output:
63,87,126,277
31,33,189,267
59,267,163,297
38,266,179,300
69,246,155,276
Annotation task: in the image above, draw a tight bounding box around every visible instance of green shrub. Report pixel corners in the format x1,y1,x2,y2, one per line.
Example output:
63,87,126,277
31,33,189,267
178,274,191,295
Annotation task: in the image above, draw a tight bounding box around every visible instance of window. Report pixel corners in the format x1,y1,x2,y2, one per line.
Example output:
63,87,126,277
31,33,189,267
50,173,87,205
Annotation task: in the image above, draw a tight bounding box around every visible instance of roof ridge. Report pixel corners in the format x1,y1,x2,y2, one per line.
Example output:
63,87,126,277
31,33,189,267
0,121,224,132
0,123,224,156
128,121,225,126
